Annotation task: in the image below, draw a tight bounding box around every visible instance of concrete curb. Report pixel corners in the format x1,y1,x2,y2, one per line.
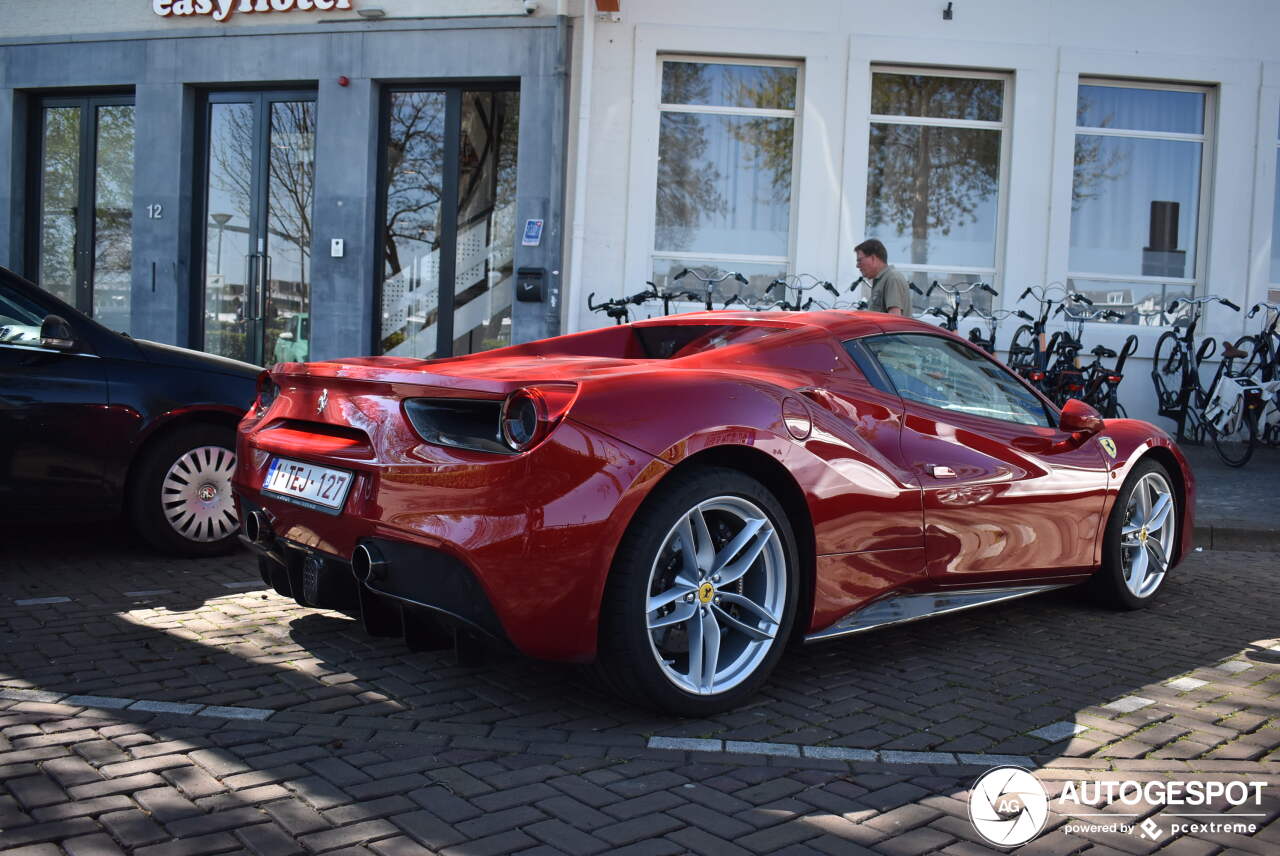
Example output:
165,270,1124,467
1194,524,1280,552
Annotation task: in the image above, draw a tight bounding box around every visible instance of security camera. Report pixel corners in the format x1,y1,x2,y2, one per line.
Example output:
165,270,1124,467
523,0,538,13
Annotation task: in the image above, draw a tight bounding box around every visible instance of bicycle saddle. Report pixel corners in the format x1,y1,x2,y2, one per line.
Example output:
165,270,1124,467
1223,344,1247,359
1091,345,1116,358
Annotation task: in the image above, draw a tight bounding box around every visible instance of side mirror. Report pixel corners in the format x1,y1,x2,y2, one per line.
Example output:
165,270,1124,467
1059,398,1104,437
39,314,76,351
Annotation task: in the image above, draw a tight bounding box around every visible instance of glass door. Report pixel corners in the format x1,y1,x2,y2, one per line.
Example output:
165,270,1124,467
378,86,519,358
30,95,135,332
201,91,315,365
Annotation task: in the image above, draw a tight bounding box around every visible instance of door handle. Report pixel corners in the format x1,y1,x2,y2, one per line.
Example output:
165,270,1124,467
257,253,270,322
929,465,957,478
241,253,255,320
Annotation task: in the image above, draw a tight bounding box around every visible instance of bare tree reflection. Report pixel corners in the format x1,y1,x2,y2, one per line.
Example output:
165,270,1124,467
1071,95,1129,210
656,63,726,251
867,75,1002,266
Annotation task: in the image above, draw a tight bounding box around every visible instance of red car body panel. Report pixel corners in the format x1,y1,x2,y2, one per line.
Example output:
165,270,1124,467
233,310,1195,663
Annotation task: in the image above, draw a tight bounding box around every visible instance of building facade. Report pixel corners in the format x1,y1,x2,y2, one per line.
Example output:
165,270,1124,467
562,0,1280,423
0,0,568,363
5,0,1280,425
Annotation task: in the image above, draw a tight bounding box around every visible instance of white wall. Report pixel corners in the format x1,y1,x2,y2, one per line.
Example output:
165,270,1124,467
563,0,1280,425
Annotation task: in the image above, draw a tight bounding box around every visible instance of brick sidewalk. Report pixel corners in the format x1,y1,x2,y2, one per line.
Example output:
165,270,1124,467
1,524,1276,854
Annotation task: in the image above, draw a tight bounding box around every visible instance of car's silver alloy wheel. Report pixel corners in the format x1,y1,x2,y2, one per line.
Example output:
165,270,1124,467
162,445,238,543
645,496,786,696
1119,471,1176,598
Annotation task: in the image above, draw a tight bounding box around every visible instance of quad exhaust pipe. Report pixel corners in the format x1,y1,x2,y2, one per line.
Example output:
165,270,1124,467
352,542,389,582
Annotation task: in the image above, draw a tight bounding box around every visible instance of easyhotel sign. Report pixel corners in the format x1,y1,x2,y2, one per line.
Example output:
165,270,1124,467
153,0,354,22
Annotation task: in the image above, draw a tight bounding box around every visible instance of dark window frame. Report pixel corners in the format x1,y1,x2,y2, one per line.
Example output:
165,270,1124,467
190,87,318,359
373,79,520,359
25,91,135,316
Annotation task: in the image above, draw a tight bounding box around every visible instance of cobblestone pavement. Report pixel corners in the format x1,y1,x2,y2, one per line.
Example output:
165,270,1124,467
1,523,1276,854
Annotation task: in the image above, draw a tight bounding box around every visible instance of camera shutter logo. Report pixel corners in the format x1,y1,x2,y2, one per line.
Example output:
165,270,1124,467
969,766,1049,846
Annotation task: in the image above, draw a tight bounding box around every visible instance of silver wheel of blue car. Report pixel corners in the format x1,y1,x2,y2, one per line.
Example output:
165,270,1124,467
1119,470,1176,599
645,494,788,697
163,445,238,543
131,425,242,557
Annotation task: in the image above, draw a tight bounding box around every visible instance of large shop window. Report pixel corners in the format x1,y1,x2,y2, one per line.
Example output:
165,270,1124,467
199,92,315,366
29,95,135,333
866,69,1009,315
1068,81,1212,324
378,87,519,358
650,58,800,303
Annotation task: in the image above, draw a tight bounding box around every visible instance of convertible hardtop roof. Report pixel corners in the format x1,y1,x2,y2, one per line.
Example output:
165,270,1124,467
631,308,943,341
280,310,961,390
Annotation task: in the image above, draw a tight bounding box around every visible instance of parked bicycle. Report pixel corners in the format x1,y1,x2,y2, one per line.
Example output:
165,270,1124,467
767,274,838,312
587,285,661,325
962,306,1026,356
675,268,749,310
1008,285,1069,393
1042,298,1126,406
1148,295,1267,466
1230,301,1280,447
1235,301,1280,383
918,280,997,331
1079,333,1139,418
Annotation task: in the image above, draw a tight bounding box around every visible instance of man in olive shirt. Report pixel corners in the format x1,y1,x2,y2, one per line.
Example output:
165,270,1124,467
854,238,909,315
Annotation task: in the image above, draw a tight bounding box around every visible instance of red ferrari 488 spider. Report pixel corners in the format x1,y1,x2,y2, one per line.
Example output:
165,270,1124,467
234,311,1194,715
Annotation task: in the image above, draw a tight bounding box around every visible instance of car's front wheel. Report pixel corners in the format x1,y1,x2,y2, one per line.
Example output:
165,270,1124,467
1089,458,1178,609
597,468,798,716
130,424,240,557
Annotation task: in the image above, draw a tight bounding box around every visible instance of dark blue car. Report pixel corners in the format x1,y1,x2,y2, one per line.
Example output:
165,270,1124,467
0,266,259,556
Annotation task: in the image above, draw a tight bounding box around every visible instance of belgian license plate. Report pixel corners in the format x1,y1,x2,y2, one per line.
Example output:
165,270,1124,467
263,457,353,512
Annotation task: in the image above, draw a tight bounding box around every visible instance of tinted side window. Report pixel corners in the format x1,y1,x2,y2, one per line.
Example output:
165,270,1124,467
864,333,1051,427
0,281,49,346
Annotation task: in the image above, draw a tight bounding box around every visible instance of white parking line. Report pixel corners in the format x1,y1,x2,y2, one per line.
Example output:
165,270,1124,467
1166,676,1209,691
1104,696,1155,713
645,736,1034,767
0,685,273,722
14,596,72,605
1029,721,1088,741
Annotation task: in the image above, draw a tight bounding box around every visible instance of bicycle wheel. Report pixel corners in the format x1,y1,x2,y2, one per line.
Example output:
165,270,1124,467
1209,397,1257,467
1007,324,1035,370
1099,388,1120,419
1233,335,1259,377
1152,331,1186,411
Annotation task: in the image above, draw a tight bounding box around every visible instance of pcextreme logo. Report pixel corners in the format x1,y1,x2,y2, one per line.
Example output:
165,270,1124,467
969,767,1271,847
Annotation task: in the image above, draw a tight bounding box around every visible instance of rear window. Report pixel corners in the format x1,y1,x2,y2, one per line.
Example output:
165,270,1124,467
634,324,781,359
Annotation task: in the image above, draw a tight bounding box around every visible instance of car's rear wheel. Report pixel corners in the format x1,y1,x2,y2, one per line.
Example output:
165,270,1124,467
596,468,798,716
1089,458,1177,610
130,424,240,557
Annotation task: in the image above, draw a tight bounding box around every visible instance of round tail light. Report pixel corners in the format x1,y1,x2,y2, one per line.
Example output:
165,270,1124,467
500,384,578,452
